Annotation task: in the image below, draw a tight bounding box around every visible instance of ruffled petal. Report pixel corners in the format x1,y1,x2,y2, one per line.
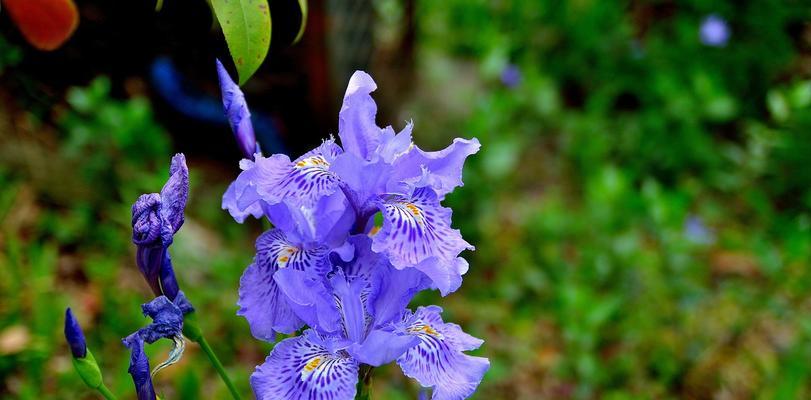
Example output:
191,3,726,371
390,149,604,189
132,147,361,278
238,229,331,341
376,123,413,164
413,256,468,297
222,180,264,223
251,330,358,400
390,138,480,198
338,71,383,160
256,140,343,208
372,186,472,271
222,157,271,222
397,306,489,400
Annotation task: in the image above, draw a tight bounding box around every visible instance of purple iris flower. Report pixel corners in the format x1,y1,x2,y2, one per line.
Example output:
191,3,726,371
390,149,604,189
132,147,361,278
500,64,522,88
131,153,188,301
122,293,193,400
64,308,87,358
700,14,730,47
221,70,487,400
217,59,259,160
224,71,479,295
250,236,487,400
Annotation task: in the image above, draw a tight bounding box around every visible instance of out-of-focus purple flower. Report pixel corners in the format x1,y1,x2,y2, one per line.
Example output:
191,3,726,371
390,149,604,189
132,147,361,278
684,215,715,245
500,64,522,88
700,14,730,47
217,59,259,160
122,293,193,400
131,154,188,300
64,308,87,358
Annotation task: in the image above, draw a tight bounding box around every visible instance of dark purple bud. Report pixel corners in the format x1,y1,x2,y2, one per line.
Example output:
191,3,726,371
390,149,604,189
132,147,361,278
122,334,156,400
132,154,190,297
64,308,87,358
217,59,258,160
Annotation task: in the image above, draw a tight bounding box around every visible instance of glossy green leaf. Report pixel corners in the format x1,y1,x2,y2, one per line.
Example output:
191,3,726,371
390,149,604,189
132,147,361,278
211,0,271,85
293,0,308,44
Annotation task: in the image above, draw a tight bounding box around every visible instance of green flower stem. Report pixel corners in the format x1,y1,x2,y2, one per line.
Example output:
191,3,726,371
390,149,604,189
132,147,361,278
183,311,242,400
96,384,118,400
355,365,373,400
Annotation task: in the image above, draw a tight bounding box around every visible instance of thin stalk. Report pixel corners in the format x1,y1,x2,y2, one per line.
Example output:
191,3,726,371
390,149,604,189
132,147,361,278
183,312,242,400
96,384,118,400
355,365,373,400
197,335,242,400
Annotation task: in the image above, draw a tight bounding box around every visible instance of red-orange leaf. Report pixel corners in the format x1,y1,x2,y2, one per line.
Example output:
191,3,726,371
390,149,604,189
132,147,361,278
3,0,79,51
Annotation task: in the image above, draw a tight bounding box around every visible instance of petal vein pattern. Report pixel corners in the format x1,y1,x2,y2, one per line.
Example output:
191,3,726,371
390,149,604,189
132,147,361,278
374,187,472,269
397,307,489,400
251,331,359,400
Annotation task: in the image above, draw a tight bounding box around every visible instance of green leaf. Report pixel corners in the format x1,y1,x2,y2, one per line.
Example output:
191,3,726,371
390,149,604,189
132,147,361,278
211,0,271,85
293,0,308,44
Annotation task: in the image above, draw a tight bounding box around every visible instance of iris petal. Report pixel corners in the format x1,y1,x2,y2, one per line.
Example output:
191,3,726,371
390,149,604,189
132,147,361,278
238,229,330,341
397,306,489,400
251,330,358,400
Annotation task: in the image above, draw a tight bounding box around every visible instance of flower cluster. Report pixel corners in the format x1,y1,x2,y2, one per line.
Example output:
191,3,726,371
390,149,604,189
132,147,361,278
219,64,489,399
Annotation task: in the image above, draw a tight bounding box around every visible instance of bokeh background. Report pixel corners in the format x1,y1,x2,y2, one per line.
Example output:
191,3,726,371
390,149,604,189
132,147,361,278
2,0,811,399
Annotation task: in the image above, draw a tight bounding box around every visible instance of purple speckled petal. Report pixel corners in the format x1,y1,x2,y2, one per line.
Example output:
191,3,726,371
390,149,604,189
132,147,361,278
251,330,358,400
246,140,343,208
238,229,332,341
397,306,489,400
372,186,472,273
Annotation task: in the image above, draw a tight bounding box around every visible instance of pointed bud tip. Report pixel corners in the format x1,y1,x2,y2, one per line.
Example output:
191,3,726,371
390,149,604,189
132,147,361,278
64,307,87,358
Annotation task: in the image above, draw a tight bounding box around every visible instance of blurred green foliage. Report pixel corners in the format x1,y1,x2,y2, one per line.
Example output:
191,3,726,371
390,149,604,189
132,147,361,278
2,1,811,399
401,1,811,399
0,74,262,398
